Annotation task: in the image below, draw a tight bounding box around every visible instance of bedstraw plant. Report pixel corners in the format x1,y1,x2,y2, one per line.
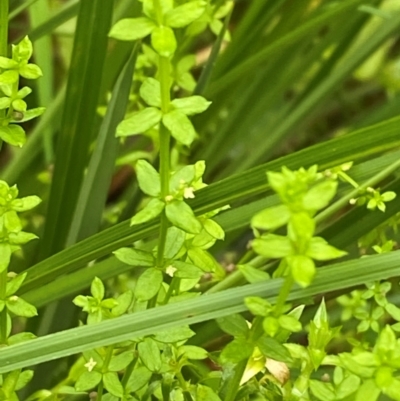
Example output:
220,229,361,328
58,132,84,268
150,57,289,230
1,1,400,401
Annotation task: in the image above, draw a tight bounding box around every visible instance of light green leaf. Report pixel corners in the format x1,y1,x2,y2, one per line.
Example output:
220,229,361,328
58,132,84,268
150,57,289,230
138,338,161,372
178,345,208,360
15,369,34,391
113,247,154,267
151,26,177,57
162,110,197,146
196,384,222,401
238,264,270,284
8,231,38,245
109,17,156,41
220,338,253,363
6,272,27,297
6,296,37,317
75,371,102,392
19,63,43,79
12,99,27,112
165,200,201,234
11,195,42,212
256,335,293,363
10,107,45,123
187,248,218,272
307,237,347,260
140,78,161,108
287,255,315,287
165,1,206,28
303,181,338,212
251,204,290,230
164,226,186,259
130,198,165,226
135,268,163,301
217,314,249,337
278,315,302,332
112,291,133,317
153,326,195,343
203,219,225,240
117,107,162,137
0,97,11,109
125,366,152,393
0,243,11,273
252,235,292,259
355,379,380,401
91,277,104,300
0,124,26,147
245,296,272,316
103,371,124,397
0,56,18,69
171,96,211,115
0,70,19,84
309,380,336,401
15,36,33,60
135,159,161,197
173,261,203,279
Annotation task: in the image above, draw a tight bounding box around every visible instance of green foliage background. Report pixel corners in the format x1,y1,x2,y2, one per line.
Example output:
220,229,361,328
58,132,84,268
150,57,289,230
1,0,400,397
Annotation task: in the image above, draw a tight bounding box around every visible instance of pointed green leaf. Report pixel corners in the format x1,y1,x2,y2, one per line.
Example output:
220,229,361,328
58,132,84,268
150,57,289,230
75,371,102,392
163,110,197,146
103,371,124,397
166,200,201,234
165,1,206,28
117,107,162,137
171,96,211,115
135,268,163,301
135,159,161,197
113,247,154,267
131,198,165,226
138,338,161,372
140,78,161,108
151,26,177,57
109,17,156,41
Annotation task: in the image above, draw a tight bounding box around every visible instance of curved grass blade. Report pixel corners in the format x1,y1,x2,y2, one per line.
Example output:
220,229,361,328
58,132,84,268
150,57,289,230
66,45,138,245
3,250,400,374
19,116,400,293
38,0,114,259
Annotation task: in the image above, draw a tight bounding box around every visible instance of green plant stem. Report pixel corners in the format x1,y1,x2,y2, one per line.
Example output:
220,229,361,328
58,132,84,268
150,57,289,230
221,359,248,401
97,345,114,401
274,273,294,317
0,0,8,338
0,270,7,344
316,157,400,225
153,1,172,273
162,277,180,305
0,0,8,152
121,356,137,388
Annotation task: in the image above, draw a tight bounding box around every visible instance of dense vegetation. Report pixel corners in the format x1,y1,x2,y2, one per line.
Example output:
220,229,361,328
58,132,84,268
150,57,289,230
1,0,400,400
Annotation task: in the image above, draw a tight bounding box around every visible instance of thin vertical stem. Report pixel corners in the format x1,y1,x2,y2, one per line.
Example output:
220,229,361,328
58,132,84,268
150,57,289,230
0,0,8,152
0,0,8,341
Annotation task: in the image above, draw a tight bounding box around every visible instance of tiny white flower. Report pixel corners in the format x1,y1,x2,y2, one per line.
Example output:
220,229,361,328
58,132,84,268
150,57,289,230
166,265,177,277
84,357,97,372
349,198,357,205
165,195,174,202
184,187,195,199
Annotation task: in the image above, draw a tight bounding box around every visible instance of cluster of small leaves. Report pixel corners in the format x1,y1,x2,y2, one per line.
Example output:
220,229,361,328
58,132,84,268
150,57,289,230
71,277,213,400
0,36,45,147
108,0,232,154
251,165,347,287
326,162,397,212
0,181,41,399
113,160,226,303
